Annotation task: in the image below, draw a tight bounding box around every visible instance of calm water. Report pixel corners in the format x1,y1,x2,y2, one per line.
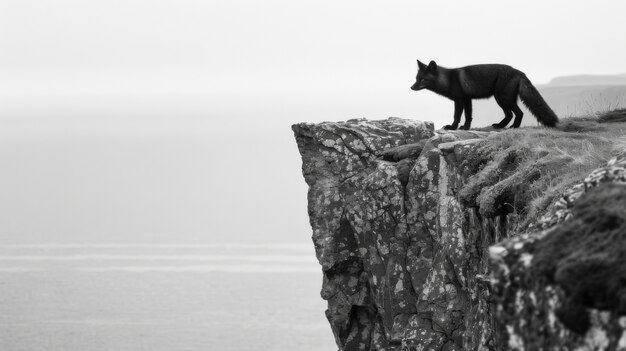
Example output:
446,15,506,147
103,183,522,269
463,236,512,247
0,244,336,351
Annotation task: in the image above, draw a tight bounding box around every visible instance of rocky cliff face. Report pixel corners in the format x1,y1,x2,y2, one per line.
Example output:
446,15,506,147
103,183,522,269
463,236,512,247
292,117,626,350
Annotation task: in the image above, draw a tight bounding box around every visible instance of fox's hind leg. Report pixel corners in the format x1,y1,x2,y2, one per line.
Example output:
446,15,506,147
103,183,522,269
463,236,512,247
492,95,514,129
492,106,513,129
510,103,524,128
444,100,463,130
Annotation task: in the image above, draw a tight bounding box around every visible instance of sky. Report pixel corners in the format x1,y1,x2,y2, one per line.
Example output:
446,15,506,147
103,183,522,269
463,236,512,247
0,0,625,244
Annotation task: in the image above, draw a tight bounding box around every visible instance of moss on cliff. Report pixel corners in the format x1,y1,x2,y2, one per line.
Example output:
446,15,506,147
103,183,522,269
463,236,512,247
531,182,626,334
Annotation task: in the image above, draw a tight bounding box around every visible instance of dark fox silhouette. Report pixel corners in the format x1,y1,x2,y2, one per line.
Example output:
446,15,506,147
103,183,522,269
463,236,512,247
411,60,559,130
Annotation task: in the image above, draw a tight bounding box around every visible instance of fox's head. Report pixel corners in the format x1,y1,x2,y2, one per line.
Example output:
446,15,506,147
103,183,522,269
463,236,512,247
411,60,438,91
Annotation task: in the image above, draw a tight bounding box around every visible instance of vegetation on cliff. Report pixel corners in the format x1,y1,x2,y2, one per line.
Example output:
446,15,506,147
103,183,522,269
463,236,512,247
459,109,626,230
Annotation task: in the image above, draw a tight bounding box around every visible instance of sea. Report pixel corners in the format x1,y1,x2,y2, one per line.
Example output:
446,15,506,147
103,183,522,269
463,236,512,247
0,244,337,351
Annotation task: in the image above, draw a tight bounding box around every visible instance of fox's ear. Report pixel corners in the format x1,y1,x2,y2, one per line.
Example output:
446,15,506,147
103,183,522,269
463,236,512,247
428,60,437,71
417,60,426,70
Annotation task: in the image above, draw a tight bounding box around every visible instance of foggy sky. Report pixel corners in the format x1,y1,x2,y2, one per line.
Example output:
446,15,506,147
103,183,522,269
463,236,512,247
1,0,625,244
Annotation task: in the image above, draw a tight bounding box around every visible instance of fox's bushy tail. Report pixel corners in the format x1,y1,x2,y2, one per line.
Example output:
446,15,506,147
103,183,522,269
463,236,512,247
519,78,559,127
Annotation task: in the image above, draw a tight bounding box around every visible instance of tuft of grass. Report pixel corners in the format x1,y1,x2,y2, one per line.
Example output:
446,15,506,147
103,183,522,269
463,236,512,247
580,93,626,119
555,117,606,133
598,108,626,124
458,112,626,231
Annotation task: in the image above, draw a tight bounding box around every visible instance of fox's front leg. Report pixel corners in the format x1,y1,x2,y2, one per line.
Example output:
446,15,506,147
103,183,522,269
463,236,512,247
444,100,463,130
460,99,473,130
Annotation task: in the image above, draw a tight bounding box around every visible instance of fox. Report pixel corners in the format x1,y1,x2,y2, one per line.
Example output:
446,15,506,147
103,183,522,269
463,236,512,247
410,60,559,130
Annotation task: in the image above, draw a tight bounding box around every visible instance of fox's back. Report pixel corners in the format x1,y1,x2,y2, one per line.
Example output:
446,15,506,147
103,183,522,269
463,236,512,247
455,64,525,98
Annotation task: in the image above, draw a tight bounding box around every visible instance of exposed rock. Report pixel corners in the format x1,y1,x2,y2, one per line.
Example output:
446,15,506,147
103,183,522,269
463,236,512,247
292,118,434,350
293,117,626,350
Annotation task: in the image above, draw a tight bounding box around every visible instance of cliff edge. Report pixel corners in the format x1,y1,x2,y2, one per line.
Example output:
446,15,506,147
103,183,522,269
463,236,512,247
293,112,626,350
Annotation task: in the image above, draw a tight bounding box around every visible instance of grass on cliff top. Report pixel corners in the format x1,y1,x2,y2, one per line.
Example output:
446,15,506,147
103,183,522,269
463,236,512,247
459,108,626,230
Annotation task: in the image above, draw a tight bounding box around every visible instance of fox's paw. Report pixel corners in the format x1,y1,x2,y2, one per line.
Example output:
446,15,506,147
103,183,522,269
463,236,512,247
443,125,458,130
492,123,505,129
459,125,472,130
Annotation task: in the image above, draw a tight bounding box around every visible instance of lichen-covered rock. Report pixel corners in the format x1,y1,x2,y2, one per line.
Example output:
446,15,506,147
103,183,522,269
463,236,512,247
293,118,435,350
402,131,502,351
490,157,626,350
293,119,505,350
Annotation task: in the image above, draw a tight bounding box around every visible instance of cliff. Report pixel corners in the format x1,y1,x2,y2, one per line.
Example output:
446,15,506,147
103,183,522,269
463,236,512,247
292,112,626,350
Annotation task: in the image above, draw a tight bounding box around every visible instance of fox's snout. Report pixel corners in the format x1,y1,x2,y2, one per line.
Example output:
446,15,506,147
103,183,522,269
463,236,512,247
410,83,423,91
